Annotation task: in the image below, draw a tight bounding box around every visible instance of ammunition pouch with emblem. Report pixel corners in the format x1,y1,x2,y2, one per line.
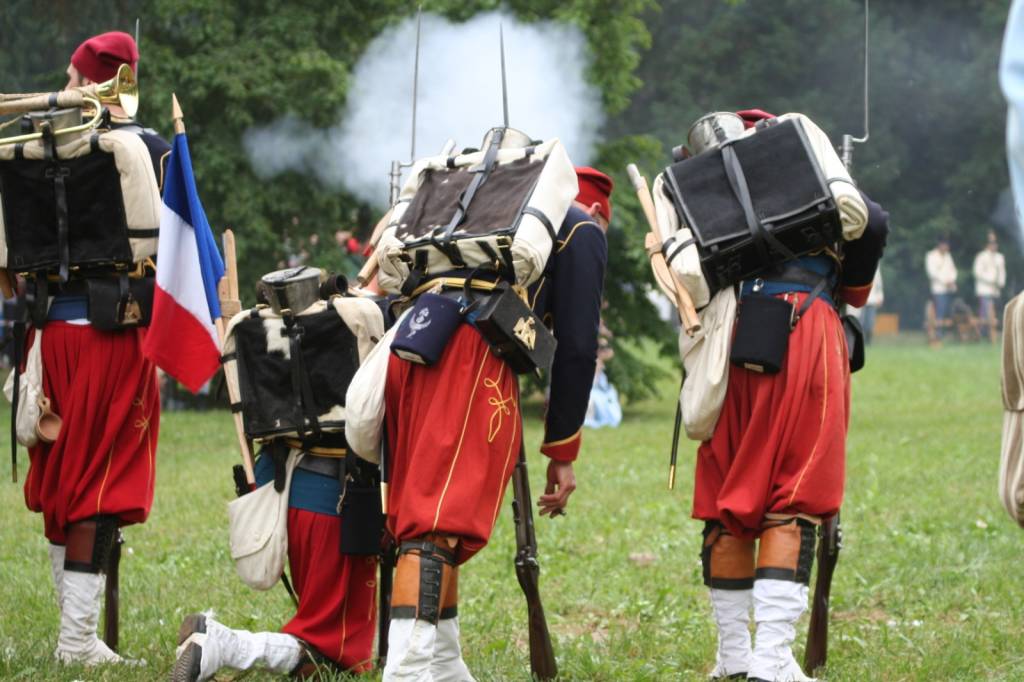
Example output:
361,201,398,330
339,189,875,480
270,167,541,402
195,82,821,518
465,280,555,375
392,275,556,375
83,270,154,330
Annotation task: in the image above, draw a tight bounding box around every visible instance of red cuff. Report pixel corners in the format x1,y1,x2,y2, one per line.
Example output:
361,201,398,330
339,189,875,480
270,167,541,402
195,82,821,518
540,429,582,462
841,283,872,308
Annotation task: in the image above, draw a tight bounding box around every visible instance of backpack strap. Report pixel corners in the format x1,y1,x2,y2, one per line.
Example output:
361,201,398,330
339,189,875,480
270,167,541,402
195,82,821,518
41,126,72,283
435,129,505,260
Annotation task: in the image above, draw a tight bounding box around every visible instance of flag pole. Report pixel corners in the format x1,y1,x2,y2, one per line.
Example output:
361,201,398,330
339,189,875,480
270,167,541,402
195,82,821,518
172,93,256,485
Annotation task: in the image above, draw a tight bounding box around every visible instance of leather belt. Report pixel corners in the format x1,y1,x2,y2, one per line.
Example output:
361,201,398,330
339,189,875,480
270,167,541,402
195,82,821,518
410,276,501,298
296,453,343,479
283,438,347,457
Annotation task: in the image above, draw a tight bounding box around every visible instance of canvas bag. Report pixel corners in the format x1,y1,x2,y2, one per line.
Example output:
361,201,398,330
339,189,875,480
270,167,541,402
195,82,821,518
376,127,577,293
228,448,303,590
3,328,44,447
678,288,736,441
345,312,407,464
0,128,161,273
652,113,868,308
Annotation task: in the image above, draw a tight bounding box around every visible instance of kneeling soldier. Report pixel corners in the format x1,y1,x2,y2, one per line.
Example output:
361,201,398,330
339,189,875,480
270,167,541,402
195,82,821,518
172,268,386,679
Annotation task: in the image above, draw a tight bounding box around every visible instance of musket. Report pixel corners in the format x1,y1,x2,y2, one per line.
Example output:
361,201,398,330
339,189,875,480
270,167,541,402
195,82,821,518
103,530,124,651
214,224,256,486
807,2,868,669
377,428,396,666
499,27,555,675
511,440,557,680
805,514,842,673
626,164,701,336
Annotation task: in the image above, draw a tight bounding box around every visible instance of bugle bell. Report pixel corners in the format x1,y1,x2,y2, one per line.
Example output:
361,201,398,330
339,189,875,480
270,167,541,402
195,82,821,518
0,64,139,145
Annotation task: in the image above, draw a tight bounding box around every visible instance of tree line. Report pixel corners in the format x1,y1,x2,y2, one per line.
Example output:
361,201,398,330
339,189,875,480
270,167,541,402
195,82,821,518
1,0,1016,398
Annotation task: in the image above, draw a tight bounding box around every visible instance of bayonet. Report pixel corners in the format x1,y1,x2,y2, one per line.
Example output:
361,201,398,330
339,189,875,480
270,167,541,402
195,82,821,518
387,5,423,207
411,6,421,161
500,23,510,128
841,0,870,170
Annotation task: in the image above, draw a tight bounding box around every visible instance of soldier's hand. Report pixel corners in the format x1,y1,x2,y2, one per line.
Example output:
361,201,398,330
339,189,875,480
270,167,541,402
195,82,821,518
539,460,575,517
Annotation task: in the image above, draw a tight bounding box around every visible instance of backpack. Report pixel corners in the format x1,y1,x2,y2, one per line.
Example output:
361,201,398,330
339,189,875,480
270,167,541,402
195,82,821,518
376,127,577,294
0,126,161,278
653,113,867,308
221,295,385,442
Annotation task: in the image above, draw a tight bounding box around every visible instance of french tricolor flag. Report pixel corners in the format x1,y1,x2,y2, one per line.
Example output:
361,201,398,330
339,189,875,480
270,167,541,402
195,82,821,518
142,132,225,393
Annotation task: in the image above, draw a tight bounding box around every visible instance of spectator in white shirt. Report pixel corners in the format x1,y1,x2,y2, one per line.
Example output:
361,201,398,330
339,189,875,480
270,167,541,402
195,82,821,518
973,231,1007,341
925,238,958,334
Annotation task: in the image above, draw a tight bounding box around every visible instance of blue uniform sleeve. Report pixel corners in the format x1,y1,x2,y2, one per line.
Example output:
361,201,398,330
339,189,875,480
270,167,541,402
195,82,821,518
540,221,607,461
139,131,172,193
841,191,889,307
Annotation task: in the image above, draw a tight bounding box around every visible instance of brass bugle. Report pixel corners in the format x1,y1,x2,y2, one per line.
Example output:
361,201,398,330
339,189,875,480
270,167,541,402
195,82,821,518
0,64,139,144
0,63,138,115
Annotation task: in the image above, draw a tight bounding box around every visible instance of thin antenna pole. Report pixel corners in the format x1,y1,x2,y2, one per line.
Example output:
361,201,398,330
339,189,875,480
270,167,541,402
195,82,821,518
411,6,421,161
134,18,141,80
500,23,509,128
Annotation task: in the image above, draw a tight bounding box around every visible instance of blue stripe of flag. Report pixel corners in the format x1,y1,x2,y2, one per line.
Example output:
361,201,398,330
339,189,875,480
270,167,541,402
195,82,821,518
163,132,225,322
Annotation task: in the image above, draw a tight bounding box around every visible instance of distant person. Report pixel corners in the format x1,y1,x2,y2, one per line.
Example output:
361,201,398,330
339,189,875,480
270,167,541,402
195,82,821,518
925,238,957,338
850,268,884,344
973,231,1006,342
585,333,622,429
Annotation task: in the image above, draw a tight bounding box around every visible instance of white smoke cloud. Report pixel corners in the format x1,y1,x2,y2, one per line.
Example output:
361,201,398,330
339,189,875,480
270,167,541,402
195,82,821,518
243,11,604,207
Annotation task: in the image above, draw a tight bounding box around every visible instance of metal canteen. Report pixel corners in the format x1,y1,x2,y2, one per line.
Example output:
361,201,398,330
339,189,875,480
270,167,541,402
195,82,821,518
259,266,323,315
686,111,746,157
26,108,82,134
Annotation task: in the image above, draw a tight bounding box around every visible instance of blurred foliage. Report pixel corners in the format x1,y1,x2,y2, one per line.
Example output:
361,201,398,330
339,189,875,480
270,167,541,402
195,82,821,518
615,0,1021,326
2,0,1019,398
1,0,666,400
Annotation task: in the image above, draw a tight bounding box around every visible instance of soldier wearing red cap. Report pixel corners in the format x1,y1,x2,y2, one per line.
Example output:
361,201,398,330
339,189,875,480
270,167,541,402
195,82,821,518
381,167,611,679
680,109,888,681
19,31,171,666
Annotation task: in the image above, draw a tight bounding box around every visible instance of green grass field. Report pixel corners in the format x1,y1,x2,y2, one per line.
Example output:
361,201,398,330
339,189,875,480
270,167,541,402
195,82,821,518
0,341,1018,681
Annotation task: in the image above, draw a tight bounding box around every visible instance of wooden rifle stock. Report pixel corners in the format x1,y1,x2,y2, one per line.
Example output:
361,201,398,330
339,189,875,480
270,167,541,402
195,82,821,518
805,514,842,674
377,429,395,666
626,164,701,336
0,268,14,300
216,229,255,486
355,208,393,287
103,530,124,651
511,442,557,680
377,540,397,665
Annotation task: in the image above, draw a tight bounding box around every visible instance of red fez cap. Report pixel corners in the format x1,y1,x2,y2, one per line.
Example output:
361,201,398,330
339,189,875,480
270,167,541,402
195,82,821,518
71,31,139,83
736,109,776,129
575,166,614,223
